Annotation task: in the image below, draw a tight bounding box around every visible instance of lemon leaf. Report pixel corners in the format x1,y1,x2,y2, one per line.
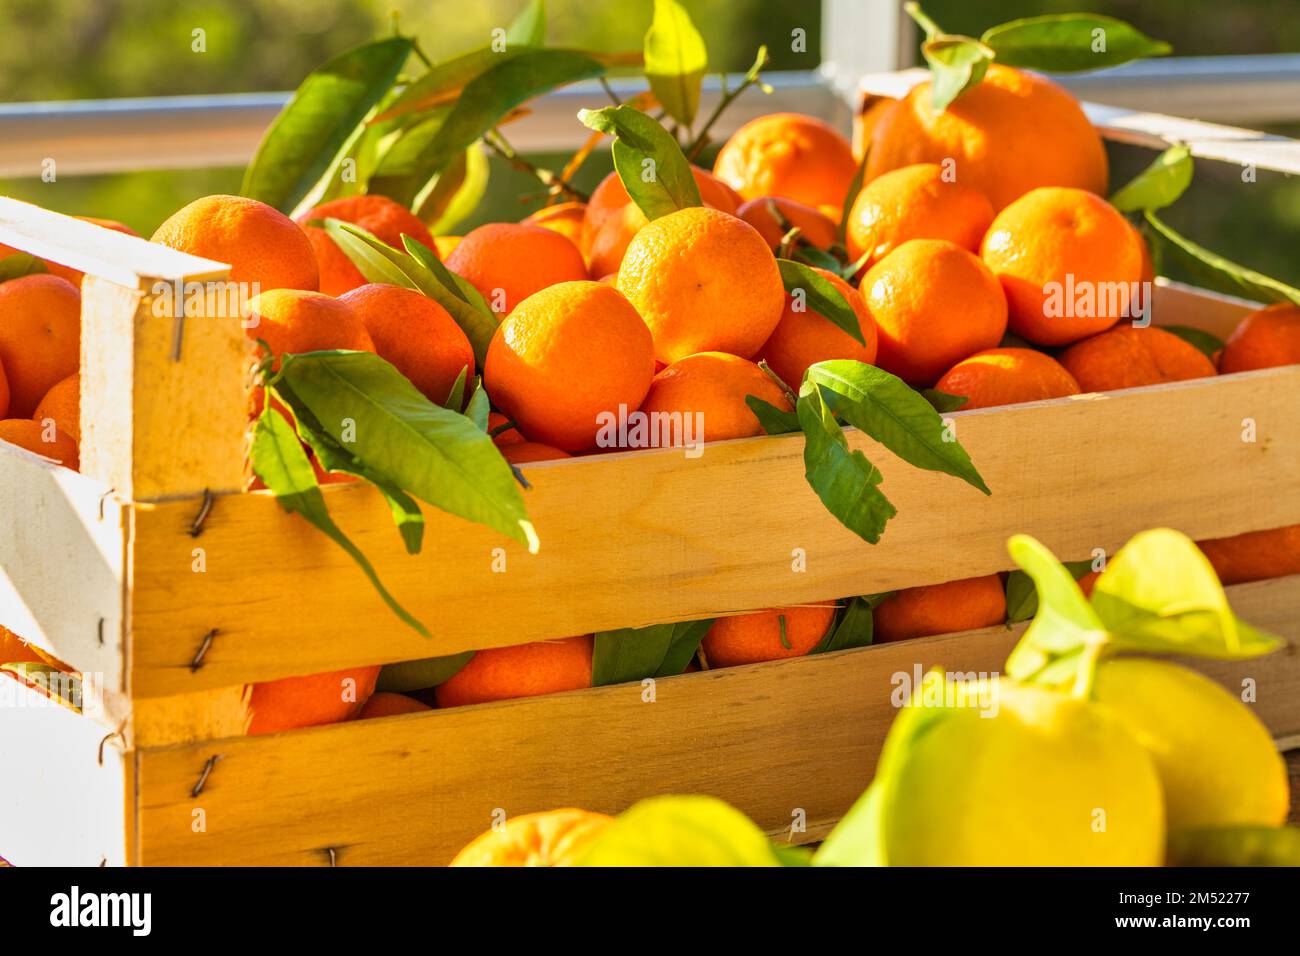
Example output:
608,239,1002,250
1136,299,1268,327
643,0,708,128
576,796,785,866
982,14,1171,73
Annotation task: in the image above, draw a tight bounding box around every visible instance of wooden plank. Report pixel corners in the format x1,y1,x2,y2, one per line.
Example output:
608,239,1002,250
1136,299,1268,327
0,445,125,687
126,360,1300,696
0,677,131,866
131,575,1300,866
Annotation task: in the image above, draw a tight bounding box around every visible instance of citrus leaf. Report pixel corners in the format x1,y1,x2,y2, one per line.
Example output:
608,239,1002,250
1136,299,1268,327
811,597,871,654
1110,145,1193,213
464,378,491,432
250,403,428,636
576,796,785,867
276,351,537,554
323,218,419,288
922,35,993,112
982,14,1171,73
806,361,990,495
1162,324,1224,359
796,382,896,545
592,618,711,686
579,104,702,220
0,252,47,283
506,0,547,47
838,150,869,246
746,394,800,435
1167,826,1300,867
376,652,474,692
643,0,707,127
1005,559,1096,624
657,618,713,676
920,387,968,413
777,259,865,345
242,37,413,213
1144,210,1300,307
417,142,490,232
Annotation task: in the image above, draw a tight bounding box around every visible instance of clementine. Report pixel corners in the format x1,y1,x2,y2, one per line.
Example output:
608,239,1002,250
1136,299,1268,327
449,808,612,867
247,665,380,734
701,603,837,668
873,575,1007,643
756,267,878,388
934,348,1081,410
735,196,837,253
0,274,80,417
639,351,791,444
296,194,435,297
446,222,587,315
1197,525,1300,586
244,288,374,362
713,112,858,212
434,636,593,708
32,373,79,443
1218,302,1300,373
1059,325,1216,392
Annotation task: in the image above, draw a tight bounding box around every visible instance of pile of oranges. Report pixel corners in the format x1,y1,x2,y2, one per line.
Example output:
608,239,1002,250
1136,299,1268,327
2,64,1298,734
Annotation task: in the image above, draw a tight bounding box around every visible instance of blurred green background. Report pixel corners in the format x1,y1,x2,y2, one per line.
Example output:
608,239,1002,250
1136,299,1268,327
2,0,1298,286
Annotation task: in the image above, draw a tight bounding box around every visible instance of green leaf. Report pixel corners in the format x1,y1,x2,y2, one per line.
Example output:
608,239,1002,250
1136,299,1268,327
1091,528,1282,659
578,104,702,220
919,387,968,413
250,403,428,636
1162,324,1224,359
464,378,491,432
592,618,712,686
1005,559,1096,625
276,351,537,553
576,796,786,867
921,35,994,112
643,0,707,128
657,618,713,676
903,2,943,40
323,218,419,288
506,0,547,47
815,781,886,866
1166,826,1300,867
982,14,1171,73
372,49,609,206
796,382,896,545
745,395,800,434
417,142,490,232
0,252,47,282
777,259,865,345
242,37,413,213
838,150,869,246
1145,210,1300,307
806,361,990,495
811,597,872,654
376,652,474,692
1109,145,1193,213
443,366,469,412
1003,534,1106,687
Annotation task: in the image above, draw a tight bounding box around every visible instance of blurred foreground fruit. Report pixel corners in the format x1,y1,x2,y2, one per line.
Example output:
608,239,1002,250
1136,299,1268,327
449,808,612,867
1217,301,1300,373
1095,658,1288,830
617,206,785,364
713,112,858,213
0,274,81,417
866,64,1108,212
447,222,588,315
981,186,1144,346
339,283,473,404
863,239,1007,386
756,268,878,388
247,666,380,734
0,418,78,469
935,348,1080,410
845,163,994,272
151,194,320,293
435,636,593,707
879,678,1164,865
484,281,654,452
297,194,435,297
873,575,1006,643
639,351,791,445
1059,325,1216,392
1196,524,1300,586
701,603,836,668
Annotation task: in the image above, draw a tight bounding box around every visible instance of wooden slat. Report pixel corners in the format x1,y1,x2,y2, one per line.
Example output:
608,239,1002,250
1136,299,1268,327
0,446,125,687
125,361,1300,697
130,575,1300,866
0,678,131,866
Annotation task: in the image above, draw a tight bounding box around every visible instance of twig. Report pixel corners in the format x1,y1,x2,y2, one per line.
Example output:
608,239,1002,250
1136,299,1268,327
599,76,622,106
685,46,771,162
483,129,590,203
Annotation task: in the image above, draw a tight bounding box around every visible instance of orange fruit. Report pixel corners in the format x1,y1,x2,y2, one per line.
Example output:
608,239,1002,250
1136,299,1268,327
296,194,435,297
701,603,837,668
435,636,593,708
434,236,463,258
488,411,524,446
151,194,319,293
1059,325,1217,392
1218,302,1300,373
0,274,81,417
862,239,1007,387
713,112,858,212
244,288,374,362
934,348,1081,410
981,186,1144,347
484,280,654,452
357,692,431,719
446,222,587,316
0,419,78,469
617,206,785,364
735,197,837,252
449,808,613,867
0,356,9,419
523,201,587,248
866,64,1108,212
639,351,791,444
845,163,994,272
756,267,878,388
0,626,52,667
1077,570,1101,597
32,373,79,443
338,283,473,403
580,167,741,278
0,217,140,287
247,665,381,734
502,441,571,464
1197,525,1300,586
873,574,1007,643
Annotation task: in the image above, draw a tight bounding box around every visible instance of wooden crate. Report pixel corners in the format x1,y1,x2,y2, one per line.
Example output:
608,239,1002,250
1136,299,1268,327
2,100,1300,865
